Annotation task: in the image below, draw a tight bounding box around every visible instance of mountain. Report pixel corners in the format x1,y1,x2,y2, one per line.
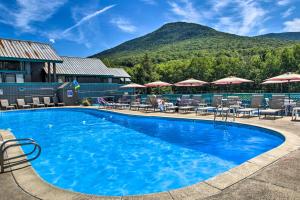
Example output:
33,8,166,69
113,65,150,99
91,22,298,67
257,32,300,41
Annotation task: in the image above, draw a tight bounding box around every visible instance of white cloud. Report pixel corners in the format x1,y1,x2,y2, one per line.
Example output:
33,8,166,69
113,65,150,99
215,0,267,36
277,0,290,6
168,0,201,23
0,0,67,32
63,5,115,34
282,7,295,18
212,0,231,11
283,18,300,32
49,38,55,43
111,18,137,33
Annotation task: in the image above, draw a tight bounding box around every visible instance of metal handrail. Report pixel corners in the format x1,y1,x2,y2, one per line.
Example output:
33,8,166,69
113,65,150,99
0,138,41,173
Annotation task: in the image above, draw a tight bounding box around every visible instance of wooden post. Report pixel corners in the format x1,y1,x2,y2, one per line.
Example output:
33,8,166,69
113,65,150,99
53,63,57,82
47,62,51,82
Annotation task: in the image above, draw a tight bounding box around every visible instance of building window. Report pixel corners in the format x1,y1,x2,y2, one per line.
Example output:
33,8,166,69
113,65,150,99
5,74,16,83
0,61,21,71
16,74,24,83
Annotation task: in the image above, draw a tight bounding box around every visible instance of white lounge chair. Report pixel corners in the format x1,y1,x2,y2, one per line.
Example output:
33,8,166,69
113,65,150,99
43,97,55,107
32,97,45,108
17,99,31,109
0,99,15,110
237,95,263,117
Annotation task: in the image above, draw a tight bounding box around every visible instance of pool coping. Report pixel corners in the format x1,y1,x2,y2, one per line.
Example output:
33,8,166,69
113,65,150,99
0,106,299,200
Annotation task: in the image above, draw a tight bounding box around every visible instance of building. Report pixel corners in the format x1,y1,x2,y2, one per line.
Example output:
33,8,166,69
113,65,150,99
0,38,62,83
44,56,131,84
0,38,131,84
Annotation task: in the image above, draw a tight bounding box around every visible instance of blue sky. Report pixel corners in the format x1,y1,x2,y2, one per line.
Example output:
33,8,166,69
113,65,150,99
0,0,299,57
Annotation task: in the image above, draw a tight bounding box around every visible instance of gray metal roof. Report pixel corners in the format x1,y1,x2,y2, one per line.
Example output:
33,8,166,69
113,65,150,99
0,38,62,62
109,68,131,78
45,56,130,78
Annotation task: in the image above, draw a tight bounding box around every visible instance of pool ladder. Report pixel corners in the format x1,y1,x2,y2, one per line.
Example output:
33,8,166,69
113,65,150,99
0,138,41,173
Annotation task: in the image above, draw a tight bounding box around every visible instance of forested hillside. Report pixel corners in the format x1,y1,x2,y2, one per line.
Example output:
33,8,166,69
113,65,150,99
92,22,300,91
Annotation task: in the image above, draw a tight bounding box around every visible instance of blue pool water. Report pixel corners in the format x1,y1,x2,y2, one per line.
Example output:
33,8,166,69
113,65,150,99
0,108,284,196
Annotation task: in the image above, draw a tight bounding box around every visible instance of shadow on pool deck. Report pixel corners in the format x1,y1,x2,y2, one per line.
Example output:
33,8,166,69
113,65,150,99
1,109,300,200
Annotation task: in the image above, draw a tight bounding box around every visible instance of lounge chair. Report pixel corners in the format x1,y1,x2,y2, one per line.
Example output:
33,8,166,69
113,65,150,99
292,101,300,121
259,98,285,119
115,95,131,109
97,97,114,109
32,97,45,108
17,99,31,109
196,95,223,115
53,96,65,107
43,97,55,107
237,95,263,117
137,96,155,111
177,95,195,113
0,99,15,110
214,96,240,120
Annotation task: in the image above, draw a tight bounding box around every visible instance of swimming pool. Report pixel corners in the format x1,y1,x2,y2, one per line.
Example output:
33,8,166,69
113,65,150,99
0,108,284,196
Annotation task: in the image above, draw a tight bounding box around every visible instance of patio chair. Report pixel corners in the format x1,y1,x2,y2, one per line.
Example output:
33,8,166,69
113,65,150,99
53,96,65,107
0,99,15,110
178,98,195,113
292,101,300,121
97,97,114,109
17,99,31,109
214,96,240,120
137,95,155,111
164,102,178,113
32,97,45,108
115,95,131,110
259,98,285,119
196,95,223,115
43,97,55,107
237,95,263,117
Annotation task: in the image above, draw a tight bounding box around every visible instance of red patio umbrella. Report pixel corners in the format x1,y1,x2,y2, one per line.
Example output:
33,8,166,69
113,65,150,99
264,72,300,101
144,81,172,87
266,72,300,82
120,83,146,95
212,76,253,94
212,76,253,85
175,78,207,94
175,78,207,87
120,83,146,88
144,81,172,94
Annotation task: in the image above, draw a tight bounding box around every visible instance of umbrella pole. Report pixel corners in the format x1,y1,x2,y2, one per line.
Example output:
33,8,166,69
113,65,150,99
288,80,291,103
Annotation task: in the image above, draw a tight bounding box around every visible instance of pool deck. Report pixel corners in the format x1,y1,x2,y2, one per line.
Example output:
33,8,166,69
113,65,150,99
1,107,300,200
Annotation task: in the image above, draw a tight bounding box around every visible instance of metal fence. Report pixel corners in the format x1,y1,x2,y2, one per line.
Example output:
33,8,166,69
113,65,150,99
0,83,130,104
0,83,62,103
141,93,300,105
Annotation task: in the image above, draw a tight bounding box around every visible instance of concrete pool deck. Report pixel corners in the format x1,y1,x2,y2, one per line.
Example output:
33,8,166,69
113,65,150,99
0,107,300,200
